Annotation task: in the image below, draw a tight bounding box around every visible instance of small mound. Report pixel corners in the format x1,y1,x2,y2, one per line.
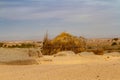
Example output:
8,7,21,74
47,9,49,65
105,52,120,57
79,52,95,56
0,48,39,65
90,49,104,55
0,59,38,65
54,51,75,57
28,49,43,58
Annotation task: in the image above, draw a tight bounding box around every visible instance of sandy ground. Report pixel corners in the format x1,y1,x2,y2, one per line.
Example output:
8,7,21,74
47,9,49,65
0,49,120,80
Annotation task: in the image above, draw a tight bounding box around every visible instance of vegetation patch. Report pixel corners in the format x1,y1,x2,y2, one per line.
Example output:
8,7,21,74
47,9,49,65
91,49,104,55
42,32,86,55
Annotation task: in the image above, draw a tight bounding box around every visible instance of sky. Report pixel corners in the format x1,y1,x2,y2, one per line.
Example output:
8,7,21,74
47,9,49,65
0,0,120,41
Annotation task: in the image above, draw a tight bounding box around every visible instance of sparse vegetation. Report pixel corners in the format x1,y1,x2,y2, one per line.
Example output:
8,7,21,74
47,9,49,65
113,38,119,41
111,42,117,46
0,42,4,47
4,43,36,48
0,33,119,55
42,32,86,55
20,43,35,48
92,49,104,55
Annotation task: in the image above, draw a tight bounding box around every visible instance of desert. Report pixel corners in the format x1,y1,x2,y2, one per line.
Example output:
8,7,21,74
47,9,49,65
0,32,120,80
1,0,120,80
0,49,120,80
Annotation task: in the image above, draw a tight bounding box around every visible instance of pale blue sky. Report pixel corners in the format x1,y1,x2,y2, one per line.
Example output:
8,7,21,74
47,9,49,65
0,0,120,41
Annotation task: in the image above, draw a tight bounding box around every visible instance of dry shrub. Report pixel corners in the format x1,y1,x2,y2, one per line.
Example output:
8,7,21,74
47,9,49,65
92,49,104,55
42,32,86,55
107,50,112,53
0,42,4,47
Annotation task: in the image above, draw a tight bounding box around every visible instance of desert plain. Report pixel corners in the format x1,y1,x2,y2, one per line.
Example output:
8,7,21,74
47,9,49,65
0,48,120,80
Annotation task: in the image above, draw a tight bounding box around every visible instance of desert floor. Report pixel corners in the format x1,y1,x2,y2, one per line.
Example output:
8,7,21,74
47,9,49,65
0,49,120,80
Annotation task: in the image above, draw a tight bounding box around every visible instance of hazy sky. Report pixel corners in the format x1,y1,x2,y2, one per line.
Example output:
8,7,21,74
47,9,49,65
0,0,120,41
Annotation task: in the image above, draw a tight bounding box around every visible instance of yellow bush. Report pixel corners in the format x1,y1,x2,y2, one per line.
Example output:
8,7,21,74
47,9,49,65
42,32,86,55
